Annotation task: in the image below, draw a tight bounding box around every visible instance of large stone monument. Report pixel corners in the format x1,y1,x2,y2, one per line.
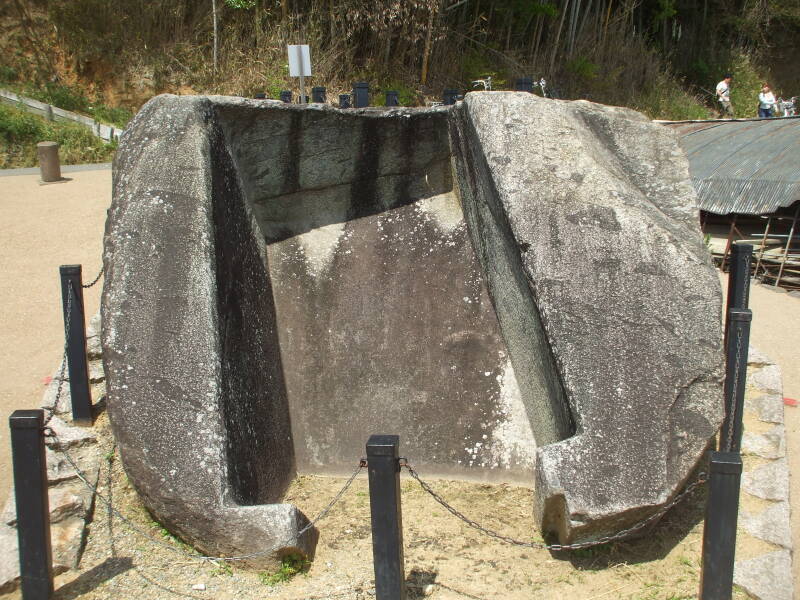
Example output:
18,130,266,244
102,92,722,563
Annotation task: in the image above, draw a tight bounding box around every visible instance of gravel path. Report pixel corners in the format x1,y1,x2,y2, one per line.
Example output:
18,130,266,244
0,168,108,498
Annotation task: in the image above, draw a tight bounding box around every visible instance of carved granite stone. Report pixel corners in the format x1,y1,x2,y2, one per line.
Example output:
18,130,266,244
103,92,723,558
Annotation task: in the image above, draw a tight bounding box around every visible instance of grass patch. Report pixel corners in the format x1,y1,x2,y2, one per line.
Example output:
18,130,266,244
259,553,310,586
0,101,117,169
634,72,712,120
0,71,134,129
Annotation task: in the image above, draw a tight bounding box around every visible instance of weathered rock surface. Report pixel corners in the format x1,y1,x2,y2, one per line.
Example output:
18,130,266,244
103,92,723,557
449,92,723,542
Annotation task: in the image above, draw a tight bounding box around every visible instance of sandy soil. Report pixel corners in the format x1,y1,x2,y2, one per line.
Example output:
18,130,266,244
14,413,750,600
0,169,108,497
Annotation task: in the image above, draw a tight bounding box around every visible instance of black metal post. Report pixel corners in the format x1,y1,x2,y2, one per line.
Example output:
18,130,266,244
353,82,369,108
10,410,54,600
366,435,405,600
339,94,351,109
279,90,292,103
59,265,92,425
720,308,752,453
311,86,326,103
442,89,459,105
385,91,399,107
700,451,742,600
724,243,752,347
514,77,534,92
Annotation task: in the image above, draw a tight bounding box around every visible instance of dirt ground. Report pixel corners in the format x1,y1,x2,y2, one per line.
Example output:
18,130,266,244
0,168,798,598
0,168,107,498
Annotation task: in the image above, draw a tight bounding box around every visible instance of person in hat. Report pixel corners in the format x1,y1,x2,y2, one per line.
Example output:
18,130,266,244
716,74,734,117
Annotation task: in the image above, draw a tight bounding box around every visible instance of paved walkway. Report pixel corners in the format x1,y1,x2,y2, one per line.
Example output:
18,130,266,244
0,167,798,587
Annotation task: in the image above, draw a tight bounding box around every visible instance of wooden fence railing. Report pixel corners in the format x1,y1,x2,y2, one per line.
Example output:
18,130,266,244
0,88,124,142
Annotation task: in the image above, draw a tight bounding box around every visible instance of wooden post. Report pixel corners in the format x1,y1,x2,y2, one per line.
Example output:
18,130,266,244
754,216,772,280
721,215,737,272
775,205,799,287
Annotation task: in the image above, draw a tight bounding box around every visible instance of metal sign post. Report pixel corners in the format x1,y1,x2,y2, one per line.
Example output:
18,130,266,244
288,44,311,104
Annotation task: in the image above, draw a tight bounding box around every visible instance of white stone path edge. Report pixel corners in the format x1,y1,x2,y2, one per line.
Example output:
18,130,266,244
735,346,795,600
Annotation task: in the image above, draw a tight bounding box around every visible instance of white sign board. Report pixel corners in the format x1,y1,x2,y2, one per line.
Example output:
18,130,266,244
288,45,311,77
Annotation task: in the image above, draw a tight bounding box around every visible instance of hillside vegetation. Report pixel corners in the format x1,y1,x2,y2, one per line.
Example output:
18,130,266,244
1,1,799,132
0,102,117,168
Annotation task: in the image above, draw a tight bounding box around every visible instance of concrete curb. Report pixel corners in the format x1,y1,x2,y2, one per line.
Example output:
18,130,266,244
0,163,112,177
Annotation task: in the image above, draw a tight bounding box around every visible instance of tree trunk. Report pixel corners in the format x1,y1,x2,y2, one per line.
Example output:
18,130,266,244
549,0,571,73
212,0,218,73
421,6,435,85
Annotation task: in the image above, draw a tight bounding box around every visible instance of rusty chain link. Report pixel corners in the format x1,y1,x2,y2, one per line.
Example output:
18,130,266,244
82,265,104,288
43,427,366,563
44,281,74,428
401,460,707,551
724,325,744,452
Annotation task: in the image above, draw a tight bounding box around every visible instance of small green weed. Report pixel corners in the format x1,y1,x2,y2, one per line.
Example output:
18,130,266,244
209,560,233,577
259,553,310,586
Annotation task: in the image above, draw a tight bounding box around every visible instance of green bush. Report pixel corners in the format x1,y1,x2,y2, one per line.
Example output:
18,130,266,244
31,82,91,113
0,65,18,84
633,72,712,121
727,51,767,119
90,104,134,128
0,102,116,169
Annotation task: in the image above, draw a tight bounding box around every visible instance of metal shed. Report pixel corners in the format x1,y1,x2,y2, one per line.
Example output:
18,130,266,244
662,116,800,289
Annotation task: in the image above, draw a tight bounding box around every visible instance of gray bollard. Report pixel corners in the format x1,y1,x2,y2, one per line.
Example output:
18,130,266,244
311,86,326,103
720,308,751,453
353,82,369,108
726,243,753,313
37,142,63,184
366,435,406,600
700,451,743,600
59,265,93,424
10,410,54,600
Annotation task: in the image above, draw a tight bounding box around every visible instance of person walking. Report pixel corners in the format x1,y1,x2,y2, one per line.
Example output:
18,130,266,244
716,73,734,117
758,83,777,118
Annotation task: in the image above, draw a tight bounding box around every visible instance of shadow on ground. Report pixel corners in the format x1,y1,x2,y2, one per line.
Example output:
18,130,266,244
55,556,133,599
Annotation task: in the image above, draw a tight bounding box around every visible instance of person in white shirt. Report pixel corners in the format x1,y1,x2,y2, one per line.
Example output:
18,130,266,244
758,83,776,118
716,74,733,117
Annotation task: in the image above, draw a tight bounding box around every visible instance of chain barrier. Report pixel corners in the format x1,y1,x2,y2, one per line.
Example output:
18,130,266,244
43,428,366,563
44,281,74,428
82,265,104,289
97,442,371,599
401,460,707,552
724,325,744,452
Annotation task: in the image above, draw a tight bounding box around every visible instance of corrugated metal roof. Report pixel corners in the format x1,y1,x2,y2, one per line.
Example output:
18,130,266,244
663,116,800,215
